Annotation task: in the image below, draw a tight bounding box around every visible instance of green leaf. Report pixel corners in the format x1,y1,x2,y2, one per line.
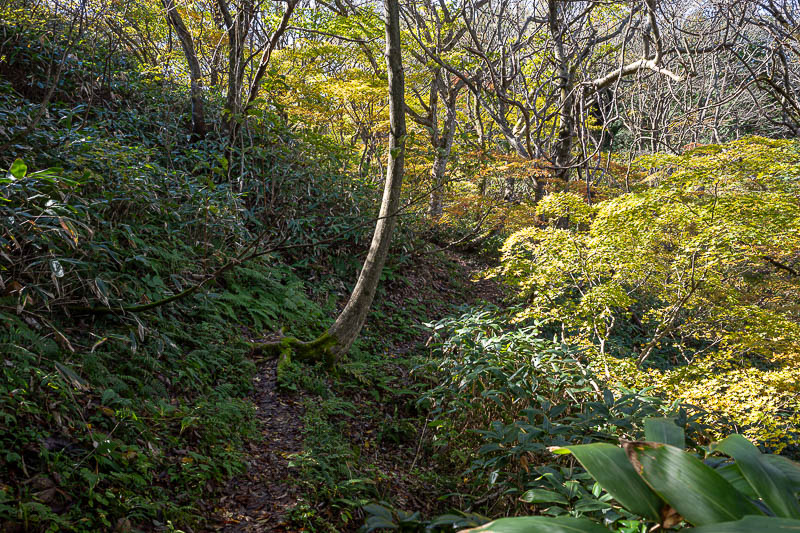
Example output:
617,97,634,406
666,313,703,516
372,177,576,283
9,158,27,179
684,515,800,532
520,489,569,505
714,434,800,519
363,503,394,521
763,455,800,492
553,443,663,521
460,516,610,533
716,464,758,498
364,516,398,531
627,442,763,526
573,499,613,512
644,417,685,448
54,362,90,391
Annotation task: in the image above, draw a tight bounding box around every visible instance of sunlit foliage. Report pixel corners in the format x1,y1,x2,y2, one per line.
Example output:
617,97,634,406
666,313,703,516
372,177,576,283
492,137,800,450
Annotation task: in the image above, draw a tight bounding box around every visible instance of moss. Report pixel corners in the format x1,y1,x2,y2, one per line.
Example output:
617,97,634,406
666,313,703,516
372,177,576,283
293,332,337,365
251,332,339,376
276,345,293,376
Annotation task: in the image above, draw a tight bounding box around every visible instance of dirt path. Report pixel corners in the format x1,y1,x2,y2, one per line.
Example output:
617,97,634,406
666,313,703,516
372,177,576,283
212,359,305,532
210,251,503,531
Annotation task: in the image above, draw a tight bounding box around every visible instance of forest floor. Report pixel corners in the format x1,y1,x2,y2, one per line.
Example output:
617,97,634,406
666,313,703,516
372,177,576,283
210,250,504,532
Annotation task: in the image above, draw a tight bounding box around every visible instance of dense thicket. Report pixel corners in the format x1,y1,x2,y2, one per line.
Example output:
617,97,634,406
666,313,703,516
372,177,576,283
0,6,397,529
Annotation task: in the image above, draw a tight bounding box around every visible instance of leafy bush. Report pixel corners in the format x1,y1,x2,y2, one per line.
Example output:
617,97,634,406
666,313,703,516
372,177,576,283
463,418,800,532
490,137,800,451
406,307,713,529
0,9,383,530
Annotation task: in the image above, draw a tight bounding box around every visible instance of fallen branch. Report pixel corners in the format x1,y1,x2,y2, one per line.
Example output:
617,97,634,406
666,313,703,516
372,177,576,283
762,255,799,277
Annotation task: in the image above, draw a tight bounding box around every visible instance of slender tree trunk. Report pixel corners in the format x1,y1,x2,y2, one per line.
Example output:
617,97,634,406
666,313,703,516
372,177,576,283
163,0,207,140
210,44,221,87
427,104,455,219
533,174,546,203
428,75,458,220
244,0,298,109
468,91,490,197
218,0,250,137
548,0,574,182
326,0,407,357
499,117,530,159
468,90,486,152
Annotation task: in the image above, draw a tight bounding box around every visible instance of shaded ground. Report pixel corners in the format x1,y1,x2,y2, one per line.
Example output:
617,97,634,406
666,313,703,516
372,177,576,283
211,358,306,531
210,251,503,532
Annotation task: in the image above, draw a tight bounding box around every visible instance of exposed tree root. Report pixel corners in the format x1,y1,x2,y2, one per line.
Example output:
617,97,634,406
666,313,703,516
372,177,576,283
249,333,338,378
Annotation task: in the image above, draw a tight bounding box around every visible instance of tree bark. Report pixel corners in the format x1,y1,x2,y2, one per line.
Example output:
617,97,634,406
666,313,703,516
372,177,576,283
548,0,574,183
427,98,455,219
427,73,459,220
163,0,207,141
217,0,251,137
326,0,407,358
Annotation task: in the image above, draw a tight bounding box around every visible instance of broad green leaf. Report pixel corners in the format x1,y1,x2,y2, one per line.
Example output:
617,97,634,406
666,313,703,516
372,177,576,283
9,158,27,179
763,455,800,492
363,503,394,521
520,489,568,505
364,516,397,531
685,515,800,532
29,167,66,181
714,434,800,519
644,417,685,448
627,442,763,526
553,443,663,521
459,516,610,533
716,464,758,498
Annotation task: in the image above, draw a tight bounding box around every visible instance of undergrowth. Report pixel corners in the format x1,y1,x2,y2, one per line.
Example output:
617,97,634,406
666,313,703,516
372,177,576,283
274,257,480,531
354,306,720,532
5,5,797,533
0,10,383,531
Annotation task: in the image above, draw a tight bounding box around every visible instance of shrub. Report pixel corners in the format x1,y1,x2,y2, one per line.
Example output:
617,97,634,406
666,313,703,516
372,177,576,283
463,418,800,532
489,137,800,451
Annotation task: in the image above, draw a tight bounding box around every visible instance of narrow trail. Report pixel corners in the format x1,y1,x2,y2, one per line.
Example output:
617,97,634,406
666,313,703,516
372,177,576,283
210,251,503,531
213,358,306,531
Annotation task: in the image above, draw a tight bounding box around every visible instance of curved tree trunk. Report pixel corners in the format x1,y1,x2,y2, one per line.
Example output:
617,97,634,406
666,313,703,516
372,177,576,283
326,0,407,358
